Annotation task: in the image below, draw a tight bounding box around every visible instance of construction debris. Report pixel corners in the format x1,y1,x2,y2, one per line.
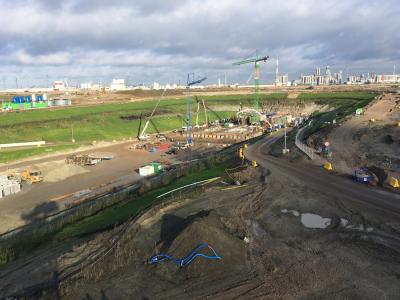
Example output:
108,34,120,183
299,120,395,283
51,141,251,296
65,154,102,166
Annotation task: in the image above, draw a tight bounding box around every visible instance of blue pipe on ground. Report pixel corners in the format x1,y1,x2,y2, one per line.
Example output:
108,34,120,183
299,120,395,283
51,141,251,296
150,243,222,267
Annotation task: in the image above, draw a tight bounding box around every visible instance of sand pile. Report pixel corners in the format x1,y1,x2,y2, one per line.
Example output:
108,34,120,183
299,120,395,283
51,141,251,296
33,160,89,183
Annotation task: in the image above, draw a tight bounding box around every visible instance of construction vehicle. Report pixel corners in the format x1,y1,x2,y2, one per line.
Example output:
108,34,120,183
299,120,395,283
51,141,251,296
354,168,372,184
21,169,43,184
139,89,167,141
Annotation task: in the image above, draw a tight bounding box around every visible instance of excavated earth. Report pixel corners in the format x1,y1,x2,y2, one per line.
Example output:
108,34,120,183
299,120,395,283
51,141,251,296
0,164,396,299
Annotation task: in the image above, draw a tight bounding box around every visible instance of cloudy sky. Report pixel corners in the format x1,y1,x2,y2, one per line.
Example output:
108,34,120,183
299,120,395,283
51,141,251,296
0,0,399,88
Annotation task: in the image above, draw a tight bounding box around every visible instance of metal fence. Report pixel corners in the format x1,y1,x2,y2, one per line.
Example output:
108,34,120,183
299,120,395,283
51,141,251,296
295,125,315,160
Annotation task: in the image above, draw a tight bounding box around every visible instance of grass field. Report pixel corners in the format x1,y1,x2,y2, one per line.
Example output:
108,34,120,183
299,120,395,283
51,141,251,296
0,92,376,163
303,92,376,136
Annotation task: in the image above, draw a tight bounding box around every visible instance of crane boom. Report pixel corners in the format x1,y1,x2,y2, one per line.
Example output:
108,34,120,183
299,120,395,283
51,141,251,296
232,50,269,112
188,77,207,86
232,56,269,66
139,89,167,139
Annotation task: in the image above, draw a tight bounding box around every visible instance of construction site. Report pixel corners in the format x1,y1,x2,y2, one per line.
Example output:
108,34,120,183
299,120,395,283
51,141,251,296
0,51,399,300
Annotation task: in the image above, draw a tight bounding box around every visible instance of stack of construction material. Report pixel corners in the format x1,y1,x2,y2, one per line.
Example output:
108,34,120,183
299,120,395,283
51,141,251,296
0,175,21,198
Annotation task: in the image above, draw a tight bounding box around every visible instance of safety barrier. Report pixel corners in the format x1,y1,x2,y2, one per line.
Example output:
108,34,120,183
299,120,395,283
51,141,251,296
295,125,315,160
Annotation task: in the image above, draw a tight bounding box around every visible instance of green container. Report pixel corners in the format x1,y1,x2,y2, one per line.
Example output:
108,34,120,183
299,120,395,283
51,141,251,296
2,102,12,109
33,102,47,109
148,162,162,174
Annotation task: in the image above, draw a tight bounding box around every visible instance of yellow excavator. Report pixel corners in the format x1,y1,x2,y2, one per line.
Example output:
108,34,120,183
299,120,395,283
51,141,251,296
21,169,43,184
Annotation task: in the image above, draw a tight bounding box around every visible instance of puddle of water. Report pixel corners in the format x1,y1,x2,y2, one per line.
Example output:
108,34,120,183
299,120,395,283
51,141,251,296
301,213,331,229
339,218,374,232
281,209,300,217
281,209,374,232
340,218,349,227
252,221,266,239
346,224,364,231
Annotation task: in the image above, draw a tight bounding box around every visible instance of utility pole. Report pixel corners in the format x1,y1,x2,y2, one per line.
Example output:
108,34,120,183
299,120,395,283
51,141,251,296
283,118,289,154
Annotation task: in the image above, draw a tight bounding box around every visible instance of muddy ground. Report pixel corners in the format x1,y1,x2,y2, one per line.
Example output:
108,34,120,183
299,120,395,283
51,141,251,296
2,161,399,299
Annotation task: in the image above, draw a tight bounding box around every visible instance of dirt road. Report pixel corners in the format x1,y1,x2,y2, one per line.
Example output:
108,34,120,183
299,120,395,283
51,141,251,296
245,135,400,221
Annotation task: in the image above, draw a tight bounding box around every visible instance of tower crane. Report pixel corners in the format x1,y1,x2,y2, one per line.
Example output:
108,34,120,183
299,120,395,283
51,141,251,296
233,50,269,112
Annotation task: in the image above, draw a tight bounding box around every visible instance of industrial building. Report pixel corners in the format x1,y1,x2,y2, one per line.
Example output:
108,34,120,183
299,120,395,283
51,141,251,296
53,81,66,91
300,66,342,85
110,79,126,91
275,58,289,87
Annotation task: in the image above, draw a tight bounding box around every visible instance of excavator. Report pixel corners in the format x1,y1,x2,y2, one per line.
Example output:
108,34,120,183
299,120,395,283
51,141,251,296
20,169,43,184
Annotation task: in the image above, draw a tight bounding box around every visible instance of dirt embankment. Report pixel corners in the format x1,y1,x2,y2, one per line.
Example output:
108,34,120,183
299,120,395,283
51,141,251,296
61,168,400,299
328,92,400,179
2,164,399,299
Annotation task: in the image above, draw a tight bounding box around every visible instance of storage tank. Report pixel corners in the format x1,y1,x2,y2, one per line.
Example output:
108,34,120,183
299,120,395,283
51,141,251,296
54,98,71,106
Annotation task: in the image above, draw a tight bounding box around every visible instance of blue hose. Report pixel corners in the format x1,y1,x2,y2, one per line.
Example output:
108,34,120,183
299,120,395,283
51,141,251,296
150,243,222,267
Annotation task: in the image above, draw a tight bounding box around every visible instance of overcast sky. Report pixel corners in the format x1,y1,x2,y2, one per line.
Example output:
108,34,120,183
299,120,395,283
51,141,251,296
0,0,399,88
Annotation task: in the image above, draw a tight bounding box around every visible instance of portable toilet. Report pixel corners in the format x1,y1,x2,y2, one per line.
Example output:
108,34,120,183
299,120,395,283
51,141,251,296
25,96,31,103
37,94,43,101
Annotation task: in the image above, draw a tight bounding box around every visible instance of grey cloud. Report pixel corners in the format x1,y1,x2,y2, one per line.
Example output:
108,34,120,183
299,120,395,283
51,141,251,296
0,0,399,87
